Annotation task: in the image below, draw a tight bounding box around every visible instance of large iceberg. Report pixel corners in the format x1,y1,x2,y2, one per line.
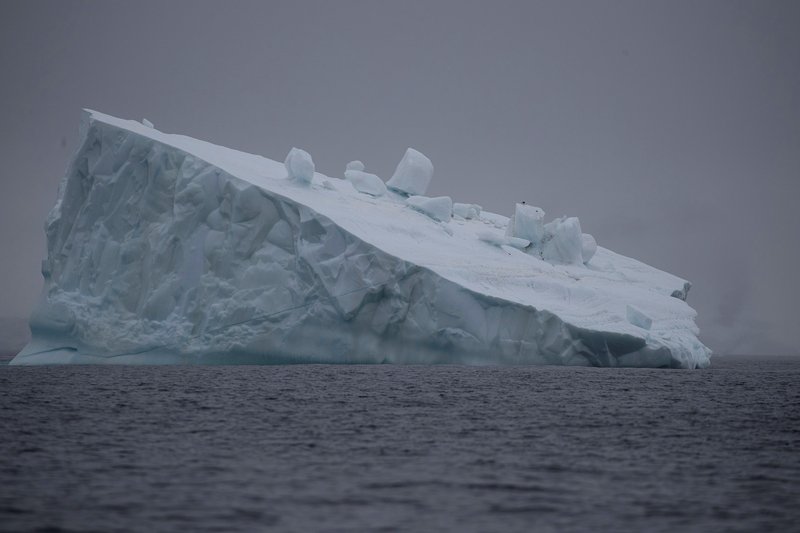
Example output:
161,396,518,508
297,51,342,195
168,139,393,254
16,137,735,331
10,111,710,367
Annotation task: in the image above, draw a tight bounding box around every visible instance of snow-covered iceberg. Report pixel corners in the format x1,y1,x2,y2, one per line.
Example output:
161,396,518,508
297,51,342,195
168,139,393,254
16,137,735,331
11,111,710,367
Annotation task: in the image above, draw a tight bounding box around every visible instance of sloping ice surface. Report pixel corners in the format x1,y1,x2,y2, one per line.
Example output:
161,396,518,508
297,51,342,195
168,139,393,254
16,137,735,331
11,111,710,367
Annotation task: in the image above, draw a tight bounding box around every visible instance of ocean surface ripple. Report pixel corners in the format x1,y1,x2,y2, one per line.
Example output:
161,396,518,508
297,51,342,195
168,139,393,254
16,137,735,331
1,356,798,532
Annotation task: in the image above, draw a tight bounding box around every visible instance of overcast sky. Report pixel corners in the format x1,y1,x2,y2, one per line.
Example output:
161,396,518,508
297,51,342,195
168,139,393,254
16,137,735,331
1,0,798,355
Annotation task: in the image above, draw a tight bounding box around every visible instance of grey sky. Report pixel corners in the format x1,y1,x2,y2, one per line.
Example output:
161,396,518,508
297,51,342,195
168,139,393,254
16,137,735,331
1,0,798,355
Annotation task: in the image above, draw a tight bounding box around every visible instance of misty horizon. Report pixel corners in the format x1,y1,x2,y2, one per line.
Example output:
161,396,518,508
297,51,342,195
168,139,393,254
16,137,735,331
1,0,798,356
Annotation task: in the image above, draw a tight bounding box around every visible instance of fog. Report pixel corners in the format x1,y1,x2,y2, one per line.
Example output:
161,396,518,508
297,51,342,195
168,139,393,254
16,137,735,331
1,0,798,354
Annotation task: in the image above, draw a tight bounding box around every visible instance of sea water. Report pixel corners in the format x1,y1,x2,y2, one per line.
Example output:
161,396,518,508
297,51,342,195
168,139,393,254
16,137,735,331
1,356,798,532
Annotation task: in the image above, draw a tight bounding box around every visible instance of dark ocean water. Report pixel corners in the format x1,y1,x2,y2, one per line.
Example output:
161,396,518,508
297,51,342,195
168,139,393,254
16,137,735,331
1,356,798,533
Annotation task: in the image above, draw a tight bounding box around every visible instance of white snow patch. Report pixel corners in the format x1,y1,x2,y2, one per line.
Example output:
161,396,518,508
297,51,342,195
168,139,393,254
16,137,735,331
476,231,506,247
478,232,529,250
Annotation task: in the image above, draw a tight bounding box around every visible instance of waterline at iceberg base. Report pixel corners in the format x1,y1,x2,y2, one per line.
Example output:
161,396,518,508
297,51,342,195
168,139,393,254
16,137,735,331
11,111,710,368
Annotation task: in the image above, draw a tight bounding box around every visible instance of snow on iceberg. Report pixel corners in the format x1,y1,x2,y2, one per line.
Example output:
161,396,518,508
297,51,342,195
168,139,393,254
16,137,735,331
477,232,530,251
10,110,711,368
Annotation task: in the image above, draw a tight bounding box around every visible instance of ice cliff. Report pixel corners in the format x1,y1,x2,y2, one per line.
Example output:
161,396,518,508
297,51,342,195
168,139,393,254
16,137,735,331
11,111,710,367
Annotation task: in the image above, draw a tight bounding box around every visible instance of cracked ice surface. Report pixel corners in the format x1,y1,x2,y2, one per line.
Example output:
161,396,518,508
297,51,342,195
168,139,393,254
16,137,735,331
11,111,710,367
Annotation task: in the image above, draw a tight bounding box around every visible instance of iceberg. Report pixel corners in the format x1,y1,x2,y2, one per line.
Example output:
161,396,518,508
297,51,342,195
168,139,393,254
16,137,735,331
10,110,711,367
541,217,585,266
506,203,545,243
386,148,433,196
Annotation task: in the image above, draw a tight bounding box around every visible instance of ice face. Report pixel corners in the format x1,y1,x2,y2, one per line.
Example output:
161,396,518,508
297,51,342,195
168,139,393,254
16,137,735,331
406,195,453,222
345,160,365,172
10,110,711,368
344,169,387,197
284,147,315,184
627,304,653,330
386,148,433,196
